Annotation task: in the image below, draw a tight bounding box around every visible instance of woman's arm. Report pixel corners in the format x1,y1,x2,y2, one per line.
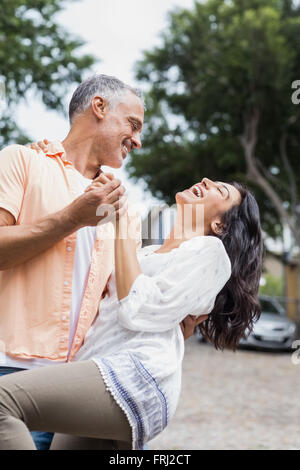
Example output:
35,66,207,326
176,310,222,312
114,213,210,336
114,212,142,301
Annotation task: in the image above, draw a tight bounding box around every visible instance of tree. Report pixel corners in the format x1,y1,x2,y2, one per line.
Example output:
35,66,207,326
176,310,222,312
129,0,300,250
0,0,96,147
259,273,284,297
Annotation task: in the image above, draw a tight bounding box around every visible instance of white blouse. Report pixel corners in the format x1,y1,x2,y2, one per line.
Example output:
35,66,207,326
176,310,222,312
75,235,231,449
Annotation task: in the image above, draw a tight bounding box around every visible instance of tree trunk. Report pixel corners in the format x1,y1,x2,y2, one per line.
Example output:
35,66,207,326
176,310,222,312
239,108,300,248
240,108,300,329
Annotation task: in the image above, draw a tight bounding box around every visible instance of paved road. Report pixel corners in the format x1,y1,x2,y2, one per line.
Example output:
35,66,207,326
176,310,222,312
148,334,300,450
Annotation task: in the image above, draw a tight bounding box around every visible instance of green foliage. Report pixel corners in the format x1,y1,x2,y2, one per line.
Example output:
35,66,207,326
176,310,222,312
0,0,96,146
130,0,300,240
259,273,284,296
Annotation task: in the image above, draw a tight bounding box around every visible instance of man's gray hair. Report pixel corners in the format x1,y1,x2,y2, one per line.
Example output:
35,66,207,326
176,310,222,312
68,74,143,124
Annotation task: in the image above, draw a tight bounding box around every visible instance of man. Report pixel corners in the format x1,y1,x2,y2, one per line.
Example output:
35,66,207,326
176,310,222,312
0,74,206,450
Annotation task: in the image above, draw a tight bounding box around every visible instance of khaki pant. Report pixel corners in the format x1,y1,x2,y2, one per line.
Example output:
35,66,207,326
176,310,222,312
0,360,132,450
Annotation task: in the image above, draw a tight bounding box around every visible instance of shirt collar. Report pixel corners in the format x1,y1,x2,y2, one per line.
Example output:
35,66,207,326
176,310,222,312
45,141,102,178
45,141,73,166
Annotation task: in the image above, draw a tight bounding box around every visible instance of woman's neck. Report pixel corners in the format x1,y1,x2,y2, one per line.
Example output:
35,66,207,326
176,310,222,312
156,214,206,253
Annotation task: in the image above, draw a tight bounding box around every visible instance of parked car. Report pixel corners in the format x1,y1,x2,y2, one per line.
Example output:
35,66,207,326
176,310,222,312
239,296,297,351
196,295,297,351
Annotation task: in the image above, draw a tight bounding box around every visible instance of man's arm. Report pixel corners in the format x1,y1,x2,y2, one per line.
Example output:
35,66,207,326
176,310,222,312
0,178,126,271
0,206,80,270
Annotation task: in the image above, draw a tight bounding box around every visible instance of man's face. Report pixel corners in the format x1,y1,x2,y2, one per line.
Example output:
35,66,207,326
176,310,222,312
95,91,144,168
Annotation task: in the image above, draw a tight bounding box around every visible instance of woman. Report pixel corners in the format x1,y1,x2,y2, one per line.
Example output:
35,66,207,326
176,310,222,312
0,177,263,450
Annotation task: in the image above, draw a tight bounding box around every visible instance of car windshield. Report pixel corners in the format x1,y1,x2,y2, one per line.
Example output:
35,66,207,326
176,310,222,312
260,298,282,315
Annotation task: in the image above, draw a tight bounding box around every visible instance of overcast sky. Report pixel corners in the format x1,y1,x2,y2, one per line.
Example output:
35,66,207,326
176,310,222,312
16,0,195,218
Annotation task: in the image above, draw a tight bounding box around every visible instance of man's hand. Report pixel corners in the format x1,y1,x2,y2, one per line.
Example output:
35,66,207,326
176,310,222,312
180,314,208,341
67,176,127,228
84,172,115,191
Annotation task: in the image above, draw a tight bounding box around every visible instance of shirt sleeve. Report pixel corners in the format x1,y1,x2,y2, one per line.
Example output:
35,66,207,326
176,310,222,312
117,236,231,332
0,145,28,222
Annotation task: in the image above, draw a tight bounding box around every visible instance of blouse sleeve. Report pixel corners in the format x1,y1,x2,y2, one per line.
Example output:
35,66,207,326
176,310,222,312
117,236,231,332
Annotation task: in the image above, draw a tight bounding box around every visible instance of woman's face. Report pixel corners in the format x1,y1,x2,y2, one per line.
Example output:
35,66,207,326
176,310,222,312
175,178,242,236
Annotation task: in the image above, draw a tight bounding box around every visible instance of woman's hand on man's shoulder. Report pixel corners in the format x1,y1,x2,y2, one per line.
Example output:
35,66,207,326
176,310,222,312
26,139,49,154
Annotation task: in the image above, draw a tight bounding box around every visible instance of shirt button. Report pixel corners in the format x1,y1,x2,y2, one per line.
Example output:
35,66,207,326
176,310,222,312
62,315,67,321
64,281,69,286
67,246,72,252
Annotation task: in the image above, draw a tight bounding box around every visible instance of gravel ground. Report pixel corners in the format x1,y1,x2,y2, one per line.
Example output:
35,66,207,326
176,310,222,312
148,334,300,450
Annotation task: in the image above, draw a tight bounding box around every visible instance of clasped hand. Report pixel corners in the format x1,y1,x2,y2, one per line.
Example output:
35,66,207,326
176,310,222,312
84,172,129,231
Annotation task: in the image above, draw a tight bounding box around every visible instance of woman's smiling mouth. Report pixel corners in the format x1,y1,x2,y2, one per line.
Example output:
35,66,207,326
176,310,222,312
190,184,204,198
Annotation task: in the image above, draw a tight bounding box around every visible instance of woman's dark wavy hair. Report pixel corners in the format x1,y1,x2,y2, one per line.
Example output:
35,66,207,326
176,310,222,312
198,182,264,351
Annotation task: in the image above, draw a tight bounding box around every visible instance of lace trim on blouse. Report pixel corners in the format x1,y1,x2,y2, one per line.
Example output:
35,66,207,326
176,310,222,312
91,352,168,450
